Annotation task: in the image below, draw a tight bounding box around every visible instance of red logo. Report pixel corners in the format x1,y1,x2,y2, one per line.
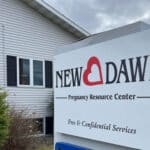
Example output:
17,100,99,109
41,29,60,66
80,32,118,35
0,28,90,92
83,56,104,86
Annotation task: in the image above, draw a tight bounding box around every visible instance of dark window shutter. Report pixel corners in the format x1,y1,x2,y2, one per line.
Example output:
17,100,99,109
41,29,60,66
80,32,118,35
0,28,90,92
7,55,17,86
45,117,53,135
45,61,53,88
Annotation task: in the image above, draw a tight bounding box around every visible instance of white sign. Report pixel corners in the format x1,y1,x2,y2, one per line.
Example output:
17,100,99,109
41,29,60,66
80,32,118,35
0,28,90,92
54,29,150,150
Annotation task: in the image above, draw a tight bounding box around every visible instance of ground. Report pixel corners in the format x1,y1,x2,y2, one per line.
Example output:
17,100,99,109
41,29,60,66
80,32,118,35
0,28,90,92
29,136,53,150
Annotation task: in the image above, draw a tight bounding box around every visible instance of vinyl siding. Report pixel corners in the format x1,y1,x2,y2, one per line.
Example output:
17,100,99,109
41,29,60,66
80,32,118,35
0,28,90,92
0,25,5,87
0,25,2,86
0,0,78,118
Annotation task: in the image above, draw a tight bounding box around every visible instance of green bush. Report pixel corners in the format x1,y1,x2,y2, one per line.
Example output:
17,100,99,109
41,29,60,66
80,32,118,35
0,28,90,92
0,89,9,148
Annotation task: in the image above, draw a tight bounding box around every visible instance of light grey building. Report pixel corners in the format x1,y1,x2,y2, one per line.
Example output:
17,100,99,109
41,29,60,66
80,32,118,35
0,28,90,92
0,0,89,135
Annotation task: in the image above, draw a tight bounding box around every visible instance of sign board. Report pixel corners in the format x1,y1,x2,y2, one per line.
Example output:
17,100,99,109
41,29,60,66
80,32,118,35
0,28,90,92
54,29,150,150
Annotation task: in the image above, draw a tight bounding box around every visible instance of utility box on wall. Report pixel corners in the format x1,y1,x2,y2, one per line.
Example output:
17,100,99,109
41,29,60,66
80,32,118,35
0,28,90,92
54,22,150,150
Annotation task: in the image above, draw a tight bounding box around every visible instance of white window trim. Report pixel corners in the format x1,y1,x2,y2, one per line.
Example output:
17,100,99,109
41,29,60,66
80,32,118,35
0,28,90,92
17,57,45,88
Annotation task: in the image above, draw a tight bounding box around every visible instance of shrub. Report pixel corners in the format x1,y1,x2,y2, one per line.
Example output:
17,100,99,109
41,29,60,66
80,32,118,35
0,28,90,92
3,109,39,150
0,89,9,148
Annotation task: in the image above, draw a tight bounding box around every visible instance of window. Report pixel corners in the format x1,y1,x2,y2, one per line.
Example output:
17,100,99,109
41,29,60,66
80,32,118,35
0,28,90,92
18,58,44,87
33,60,43,86
7,55,53,88
19,58,30,85
34,118,44,134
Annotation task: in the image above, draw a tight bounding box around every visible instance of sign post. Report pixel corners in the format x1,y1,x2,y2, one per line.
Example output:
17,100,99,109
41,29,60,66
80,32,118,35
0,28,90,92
54,25,150,150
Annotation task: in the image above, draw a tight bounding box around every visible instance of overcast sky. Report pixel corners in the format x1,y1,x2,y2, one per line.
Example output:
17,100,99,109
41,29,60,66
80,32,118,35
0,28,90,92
44,0,150,34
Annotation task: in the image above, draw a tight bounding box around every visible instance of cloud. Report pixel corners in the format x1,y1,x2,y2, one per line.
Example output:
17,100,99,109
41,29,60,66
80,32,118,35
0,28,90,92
45,0,150,33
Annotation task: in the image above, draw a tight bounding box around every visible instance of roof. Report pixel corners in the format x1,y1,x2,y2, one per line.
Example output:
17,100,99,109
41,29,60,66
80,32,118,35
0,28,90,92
56,21,150,54
22,0,90,39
